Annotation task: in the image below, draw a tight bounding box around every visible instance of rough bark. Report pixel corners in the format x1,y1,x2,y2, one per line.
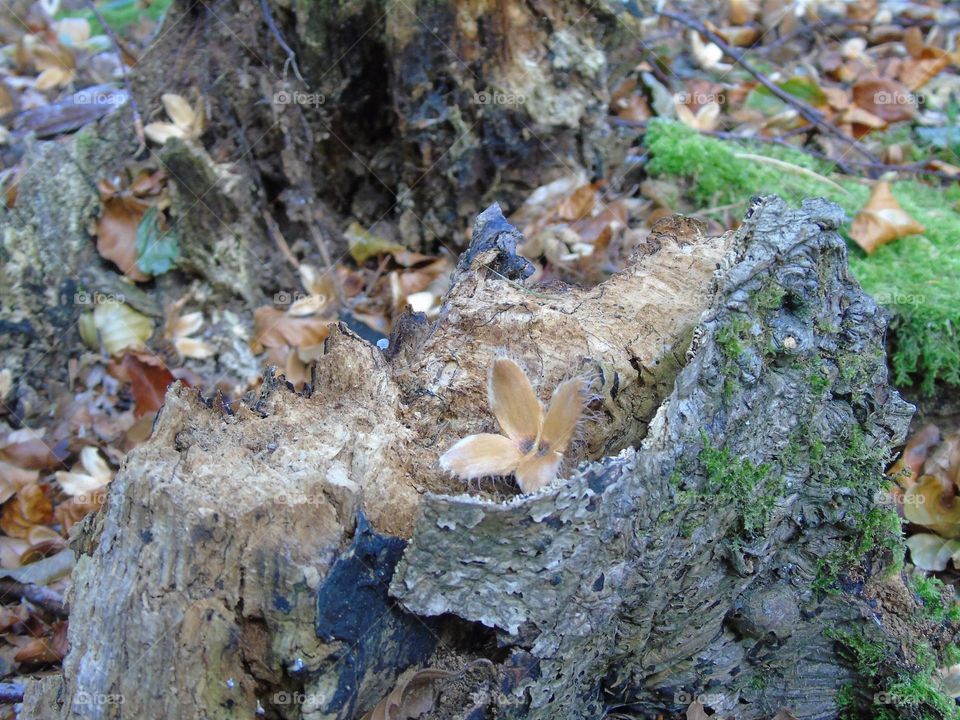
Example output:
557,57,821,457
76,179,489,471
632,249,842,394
24,197,933,720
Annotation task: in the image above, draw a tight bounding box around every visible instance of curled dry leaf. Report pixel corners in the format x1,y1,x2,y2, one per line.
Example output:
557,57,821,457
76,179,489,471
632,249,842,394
675,100,720,132
362,668,457,720
849,182,925,254
83,300,154,355
55,446,112,497
0,428,62,471
95,179,150,282
905,533,960,572
109,351,178,419
252,307,332,353
851,78,917,124
888,424,941,489
904,474,960,539
14,621,68,665
0,482,53,539
144,93,205,145
439,357,585,493
163,299,214,360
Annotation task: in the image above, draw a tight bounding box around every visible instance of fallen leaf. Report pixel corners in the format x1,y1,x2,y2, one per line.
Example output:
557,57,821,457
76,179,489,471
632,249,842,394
0,483,53,538
362,668,457,720
904,474,960,539
852,78,916,123
95,179,150,282
252,307,331,352
144,93,205,145
906,533,960,572
849,182,925,254
109,352,177,418
675,100,720,131
55,446,113,498
14,621,68,665
0,429,62,471
89,300,155,355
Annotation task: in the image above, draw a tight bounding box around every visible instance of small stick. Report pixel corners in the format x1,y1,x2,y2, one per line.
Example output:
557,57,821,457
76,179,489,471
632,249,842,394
0,579,68,618
308,224,345,307
658,10,881,165
263,211,300,270
0,683,23,704
84,0,145,155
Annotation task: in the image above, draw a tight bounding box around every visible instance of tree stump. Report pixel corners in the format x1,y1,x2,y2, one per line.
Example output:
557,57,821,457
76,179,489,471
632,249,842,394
24,196,941,720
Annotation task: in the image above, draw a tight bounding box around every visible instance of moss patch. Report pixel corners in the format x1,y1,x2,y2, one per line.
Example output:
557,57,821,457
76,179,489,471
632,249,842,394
644,120,960,393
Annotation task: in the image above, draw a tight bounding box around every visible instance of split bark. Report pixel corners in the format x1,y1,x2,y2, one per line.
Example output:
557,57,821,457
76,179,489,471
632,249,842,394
24,197,926,720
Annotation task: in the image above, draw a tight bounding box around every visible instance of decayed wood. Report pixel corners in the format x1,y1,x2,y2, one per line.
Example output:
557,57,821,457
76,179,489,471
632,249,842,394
22,205,725,719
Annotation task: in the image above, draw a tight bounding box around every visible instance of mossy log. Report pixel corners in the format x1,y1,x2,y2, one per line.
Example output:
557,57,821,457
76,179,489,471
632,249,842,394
24,197,953,720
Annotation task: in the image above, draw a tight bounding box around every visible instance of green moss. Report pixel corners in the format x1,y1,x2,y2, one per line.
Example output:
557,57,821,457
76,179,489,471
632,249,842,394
58,0,172,36
699,434,782,537
886,672,960,720
943,643,960,666
644,119,960,393
910,576,948,622
715,314,754,359
826,628,889,677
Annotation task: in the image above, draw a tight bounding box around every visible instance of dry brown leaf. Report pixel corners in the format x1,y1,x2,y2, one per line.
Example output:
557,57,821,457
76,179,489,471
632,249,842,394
849,182,925,254
362,668,457,720
0,429,62,471
252,307,332,352
55,446,112,497
904,474,960,538
889,424,941,489
838,105,887,130
899,46,950,91
108,352,178,418
95,179,150,281
86,301,155,355
14,621,68,665
0,482,54,538
675,100,720,131
556,184,597,222
852,78,916,123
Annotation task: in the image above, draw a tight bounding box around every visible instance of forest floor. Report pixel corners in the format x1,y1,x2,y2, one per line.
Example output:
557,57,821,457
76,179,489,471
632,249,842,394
0,0,959,716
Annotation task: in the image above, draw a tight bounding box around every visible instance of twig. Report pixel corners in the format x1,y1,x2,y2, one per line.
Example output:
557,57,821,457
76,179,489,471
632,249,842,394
0,579,68,618
734,152,851,193
84,0,145,155
263,211,300,270
308,225,345,307
0,683,23,704
658,9,881,165
259,0,307,85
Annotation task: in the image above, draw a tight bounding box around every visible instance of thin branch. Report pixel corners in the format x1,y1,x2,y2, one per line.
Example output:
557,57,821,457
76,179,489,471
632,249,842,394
658,9,881,165
0,683,23,704
84,0,145,154
0,579,68,618
259,0,307,85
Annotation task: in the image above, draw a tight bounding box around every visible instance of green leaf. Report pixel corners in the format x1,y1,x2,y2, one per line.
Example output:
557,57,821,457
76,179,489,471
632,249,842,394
751,76,828,110
135,207,179,276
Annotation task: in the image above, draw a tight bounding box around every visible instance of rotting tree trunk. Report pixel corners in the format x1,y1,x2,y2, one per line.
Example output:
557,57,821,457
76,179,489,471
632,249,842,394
24,196,940,720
